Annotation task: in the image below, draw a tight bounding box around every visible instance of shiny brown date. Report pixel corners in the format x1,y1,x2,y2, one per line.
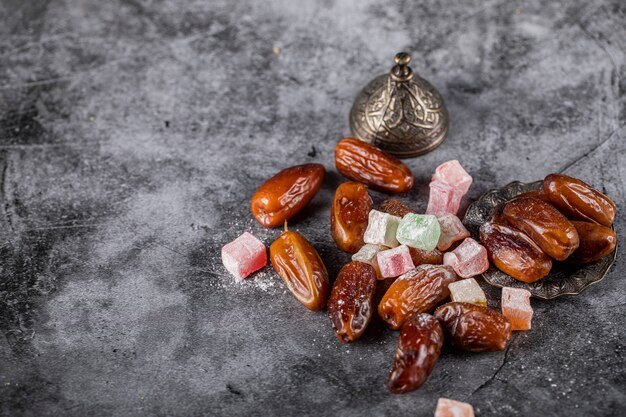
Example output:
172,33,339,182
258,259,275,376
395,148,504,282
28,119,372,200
378,265,458,330
388,313,443,394
379,198,415,218
434,302,512,352
270,228,329,311
544,173,616,227
480,222,552,283
408,247,443,267
569,221,617,264
503,197,579,261
251,163,325,228
328,261,377,343
335,138,413,194
330,182,373,253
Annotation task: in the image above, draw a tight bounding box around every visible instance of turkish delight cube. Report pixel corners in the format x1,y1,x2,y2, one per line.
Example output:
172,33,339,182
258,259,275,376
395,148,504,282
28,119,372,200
437,214,470,251
448,278,487,307
363,210,401,247
396,213,441,251
443,238,489,278
426,181,463,217
432,160,473,195
502,287,533,330
434,398,475,417
376,245,415,278
221,232,267,281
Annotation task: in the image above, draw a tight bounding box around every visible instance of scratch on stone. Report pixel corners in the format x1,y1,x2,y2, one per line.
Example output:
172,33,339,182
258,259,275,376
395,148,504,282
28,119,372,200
559,127,621,174
468,333,519,398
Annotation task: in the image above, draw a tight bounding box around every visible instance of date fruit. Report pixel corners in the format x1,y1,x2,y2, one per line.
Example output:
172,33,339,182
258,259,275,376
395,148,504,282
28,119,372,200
251,163,325,228
480,222,552,283
379,198,415,218
388,313,444,394
270,226,329,311
331,182,373,253
335,138,414,194
544,173,616,227
379,265,458,330
569,221,617,264
434,302,512,352
503,197,579,261
328,261,377,343
408,247,444,266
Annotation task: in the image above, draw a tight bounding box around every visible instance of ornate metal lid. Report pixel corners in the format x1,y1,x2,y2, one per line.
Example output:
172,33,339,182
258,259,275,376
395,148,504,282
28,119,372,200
349,52,449,158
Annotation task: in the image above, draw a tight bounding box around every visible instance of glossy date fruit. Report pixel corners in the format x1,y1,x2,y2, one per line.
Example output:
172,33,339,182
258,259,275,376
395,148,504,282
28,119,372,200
379,198,415,218
503,197,579,261
479,222,552,283
388,313,444,394
569,221,617,264
330,182,373,253
335,138,414,194
328,261,377,343
434,302,512,352
251,163,325,228
270,226,329,311
543,173,616,227
379,265,458,330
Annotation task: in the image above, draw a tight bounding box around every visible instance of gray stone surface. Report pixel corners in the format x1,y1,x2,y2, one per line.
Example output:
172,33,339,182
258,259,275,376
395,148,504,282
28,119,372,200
0,0,625,416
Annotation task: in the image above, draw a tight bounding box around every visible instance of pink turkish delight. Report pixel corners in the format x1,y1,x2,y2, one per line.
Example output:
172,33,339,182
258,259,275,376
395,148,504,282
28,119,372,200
443,238,489,278
432,160,473,195
426,181,463,217
502,287,533,330
376,245,415,278
437,214,470,251
221,232,267,281
435,398,475,417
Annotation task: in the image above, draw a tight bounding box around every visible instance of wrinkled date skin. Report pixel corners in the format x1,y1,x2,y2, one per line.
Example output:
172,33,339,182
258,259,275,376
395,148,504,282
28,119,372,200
251,163,325,228
330,182,373,253
379,198,415,218
434,302,512,352
503,197,579,261
335,138,414,194
379,265,458,330
379,199,443,264
408,247,443,267
270,230,329,311
328,261,377,343
388,314,444,394
569,221,617,264
544,173,616,227
480,222,552,283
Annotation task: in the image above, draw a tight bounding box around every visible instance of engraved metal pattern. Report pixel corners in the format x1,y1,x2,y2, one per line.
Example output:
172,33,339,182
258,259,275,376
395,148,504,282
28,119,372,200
349,53,449,158
464,180,617,299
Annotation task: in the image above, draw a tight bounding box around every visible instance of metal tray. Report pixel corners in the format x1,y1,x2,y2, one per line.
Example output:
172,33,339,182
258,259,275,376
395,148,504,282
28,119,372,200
463,180,617,299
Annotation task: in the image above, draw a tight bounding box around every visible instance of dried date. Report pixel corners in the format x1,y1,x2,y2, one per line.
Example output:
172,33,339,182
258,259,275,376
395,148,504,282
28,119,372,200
379,265,458,330
544,173,616,227
388,313,444,394
251,163,325,228
328,261,377,343
480,222,552,283
569,221,617,264
379,198,415,218
330,182,373,253
335,138,413,194
434,302,512,352
503,197,579,261
270,226,329,311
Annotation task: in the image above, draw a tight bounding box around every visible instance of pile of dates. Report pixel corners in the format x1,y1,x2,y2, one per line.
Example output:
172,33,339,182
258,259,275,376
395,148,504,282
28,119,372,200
481,173,617,282
248,137,617,394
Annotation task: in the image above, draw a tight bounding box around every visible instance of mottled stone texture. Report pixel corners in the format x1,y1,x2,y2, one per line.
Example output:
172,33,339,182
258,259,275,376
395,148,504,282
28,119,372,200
0,0,624,416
